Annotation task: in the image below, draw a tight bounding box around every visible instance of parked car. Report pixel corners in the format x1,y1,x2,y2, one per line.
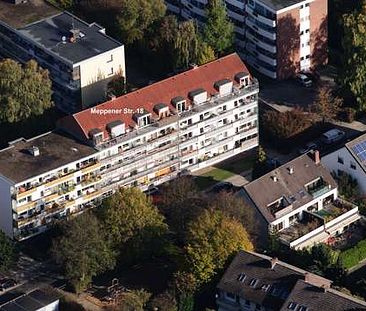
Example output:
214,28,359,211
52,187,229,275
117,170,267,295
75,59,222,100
299,70,320,83
298,142,318,154
321,129,345,144
210,182,238,193
0,278,17,291
296,73,312,87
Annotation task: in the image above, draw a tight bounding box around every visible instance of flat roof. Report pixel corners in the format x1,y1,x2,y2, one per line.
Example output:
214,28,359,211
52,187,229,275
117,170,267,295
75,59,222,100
259,0,305,11
0,131,96,183
0,0,59,29
18,11,122,63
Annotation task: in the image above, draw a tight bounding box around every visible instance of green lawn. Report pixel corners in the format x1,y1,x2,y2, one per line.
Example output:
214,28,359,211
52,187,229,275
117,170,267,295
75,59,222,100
194,154,256,190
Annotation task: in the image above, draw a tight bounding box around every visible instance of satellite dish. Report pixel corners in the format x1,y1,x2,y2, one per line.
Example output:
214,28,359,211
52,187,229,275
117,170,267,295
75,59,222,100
61,36,67,44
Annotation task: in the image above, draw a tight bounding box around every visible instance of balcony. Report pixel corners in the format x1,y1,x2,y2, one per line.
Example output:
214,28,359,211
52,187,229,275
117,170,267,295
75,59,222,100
314,199,359,225
307,179,332,199
245,5,276,27
246,18,276,40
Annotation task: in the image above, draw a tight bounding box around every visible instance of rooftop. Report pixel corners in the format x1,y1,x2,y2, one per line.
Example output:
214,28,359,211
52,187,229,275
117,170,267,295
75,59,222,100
346,133,366,174
280,279,366,311
259,0,306,11
0,131,96,183
18,11,122,64
0,0,59,28
217,251,330,310
58,53,252,142
244,153,337,223
0,288,60,311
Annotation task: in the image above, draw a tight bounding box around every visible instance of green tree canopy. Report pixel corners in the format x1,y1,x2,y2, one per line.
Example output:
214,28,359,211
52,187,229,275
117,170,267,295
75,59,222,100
196,40,216,65
52,212,115,293
0,59,53,123
203,0,234,55
185,209,253,285
117,0,166,44
0,230,16,272
99,187,168,261
107,289,152,311
174,20,199,68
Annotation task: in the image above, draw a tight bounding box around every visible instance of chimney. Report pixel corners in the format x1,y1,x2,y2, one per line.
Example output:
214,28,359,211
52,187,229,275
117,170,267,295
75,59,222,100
304,272,310,283
289,167,294,175
270,257,278,270
272,176,278,182
313,150,320,165
319,284,327,293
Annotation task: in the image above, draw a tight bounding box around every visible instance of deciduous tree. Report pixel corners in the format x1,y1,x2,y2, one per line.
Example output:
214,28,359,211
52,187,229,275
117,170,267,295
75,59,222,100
107,289,152,311
203,0,234,55
0,59,52,123
52,213,115,293
185,209,253,285
312,86,342,123
0,230,16,272
196,41,216,65
174,20,199,68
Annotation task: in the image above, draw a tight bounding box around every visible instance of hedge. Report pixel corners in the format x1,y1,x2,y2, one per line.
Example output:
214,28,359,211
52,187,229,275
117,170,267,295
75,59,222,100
338,239,366,269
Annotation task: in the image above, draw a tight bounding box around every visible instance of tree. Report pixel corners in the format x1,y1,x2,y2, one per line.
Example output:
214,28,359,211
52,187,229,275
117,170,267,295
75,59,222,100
185,209,253,285
149,291,177,311
203,0,234,55
312,86,342,123
107,289,152,311
196,41,216,65
252,146,271,179
309,243,339,275
99,187,168,261
116,0,166,44
52,212,115,293
53,0,73,9
339,4,366,111
0,230,16,272
174,20,199,68
173,271,197,311
0,59,53,123
107,74,126,97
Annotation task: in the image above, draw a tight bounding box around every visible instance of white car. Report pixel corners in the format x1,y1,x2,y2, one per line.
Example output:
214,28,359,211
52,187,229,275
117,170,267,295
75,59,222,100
296,73,312,87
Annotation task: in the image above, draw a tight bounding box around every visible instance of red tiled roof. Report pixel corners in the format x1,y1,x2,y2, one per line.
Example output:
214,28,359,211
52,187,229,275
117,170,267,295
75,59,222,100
59,53,250,141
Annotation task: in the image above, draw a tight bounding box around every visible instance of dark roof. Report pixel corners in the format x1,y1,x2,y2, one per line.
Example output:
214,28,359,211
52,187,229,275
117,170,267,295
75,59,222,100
280,280,366,311
188,88,206,99
214,79,232,89
259,0,305,11
18,11,122,63
0,131,96,183
217,251,330,310
0,288,60,311
171,96,186,105
106,120,124,129
243,153,337,223
235,72,249,81
154,103,168,111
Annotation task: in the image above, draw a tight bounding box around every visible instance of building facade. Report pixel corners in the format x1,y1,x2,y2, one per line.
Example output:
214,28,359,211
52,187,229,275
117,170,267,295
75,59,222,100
242,152,360,249
0,11,125,113
0,54,259,240
216,251,366,311
166,0,327,79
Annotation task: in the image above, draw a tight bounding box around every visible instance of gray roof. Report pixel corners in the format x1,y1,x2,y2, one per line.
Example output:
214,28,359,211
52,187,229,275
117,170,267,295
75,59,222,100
280,279,366,311
259,0,305,11
0,131,96,183
18,11,122,64
0,288,60,311
217,251,330,310
243,154,337,223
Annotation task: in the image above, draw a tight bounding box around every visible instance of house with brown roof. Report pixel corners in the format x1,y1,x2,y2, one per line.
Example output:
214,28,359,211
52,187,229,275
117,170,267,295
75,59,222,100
242,152,360,249
216,250,366,311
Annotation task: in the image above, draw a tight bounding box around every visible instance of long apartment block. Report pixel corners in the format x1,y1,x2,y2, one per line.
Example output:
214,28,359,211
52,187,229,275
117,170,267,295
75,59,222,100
166,0,327,79
0,6,125,113
0,53,259,240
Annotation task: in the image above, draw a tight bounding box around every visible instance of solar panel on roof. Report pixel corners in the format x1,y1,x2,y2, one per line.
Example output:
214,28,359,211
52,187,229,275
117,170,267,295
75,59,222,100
352,141,366,162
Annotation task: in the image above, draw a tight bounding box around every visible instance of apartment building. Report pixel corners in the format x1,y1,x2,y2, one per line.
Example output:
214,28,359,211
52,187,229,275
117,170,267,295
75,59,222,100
322,133,366,196
216,250,366,311
242,152,360,249
0,53,259,240
0,5,125,113
166,0,327,79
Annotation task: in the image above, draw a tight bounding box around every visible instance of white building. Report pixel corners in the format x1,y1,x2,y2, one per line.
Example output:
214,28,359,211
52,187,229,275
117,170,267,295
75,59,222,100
0,53,259,240
0,11,125,113
242,152,360,249
322,134,366,195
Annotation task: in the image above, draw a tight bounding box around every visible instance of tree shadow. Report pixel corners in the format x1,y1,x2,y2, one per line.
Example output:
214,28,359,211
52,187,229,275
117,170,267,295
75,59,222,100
312,16,328,69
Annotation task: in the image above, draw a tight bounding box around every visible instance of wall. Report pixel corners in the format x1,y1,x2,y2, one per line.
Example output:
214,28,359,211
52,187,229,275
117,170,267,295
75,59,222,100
0,175,14,238
322,147,366,195
78,45,126,109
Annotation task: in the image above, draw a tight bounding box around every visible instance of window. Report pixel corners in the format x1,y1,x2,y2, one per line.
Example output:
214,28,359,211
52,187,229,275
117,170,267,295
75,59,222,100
249,278,258,287
288,302,297,310
261,284,271,291
300,56,304,61
107,54,113,63
305,29,310,33
225,292,236,302
305,55,310,59
108,67,114,76
237,273,246,282
350,162,356,170
337,156,344,164
300,30,304,35
305,3,310,6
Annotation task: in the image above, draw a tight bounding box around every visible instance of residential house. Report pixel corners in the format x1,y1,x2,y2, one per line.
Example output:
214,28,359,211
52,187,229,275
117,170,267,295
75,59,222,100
242,152,360,249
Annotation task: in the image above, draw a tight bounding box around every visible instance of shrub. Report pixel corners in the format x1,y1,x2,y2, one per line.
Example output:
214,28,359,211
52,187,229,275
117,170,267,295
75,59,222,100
343,107,356,123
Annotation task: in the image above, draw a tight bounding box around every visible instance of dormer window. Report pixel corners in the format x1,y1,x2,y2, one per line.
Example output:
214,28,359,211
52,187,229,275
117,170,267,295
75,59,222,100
106,120,125,138
188,88,207,105
89,128,104,146
153,103,170,119
235,72,250,87
171,96,186,113
133,111,151,128
214,79,233,96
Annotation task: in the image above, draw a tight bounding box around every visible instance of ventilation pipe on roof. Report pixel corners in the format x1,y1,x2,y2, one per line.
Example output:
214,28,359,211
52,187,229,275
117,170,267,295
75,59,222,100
289,167,294,175
270,257,278,270
272,176,278,182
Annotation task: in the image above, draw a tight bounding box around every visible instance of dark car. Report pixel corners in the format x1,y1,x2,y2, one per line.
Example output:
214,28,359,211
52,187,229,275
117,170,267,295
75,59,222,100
210,182,238,193
0,278,17,291
298,142,318,155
